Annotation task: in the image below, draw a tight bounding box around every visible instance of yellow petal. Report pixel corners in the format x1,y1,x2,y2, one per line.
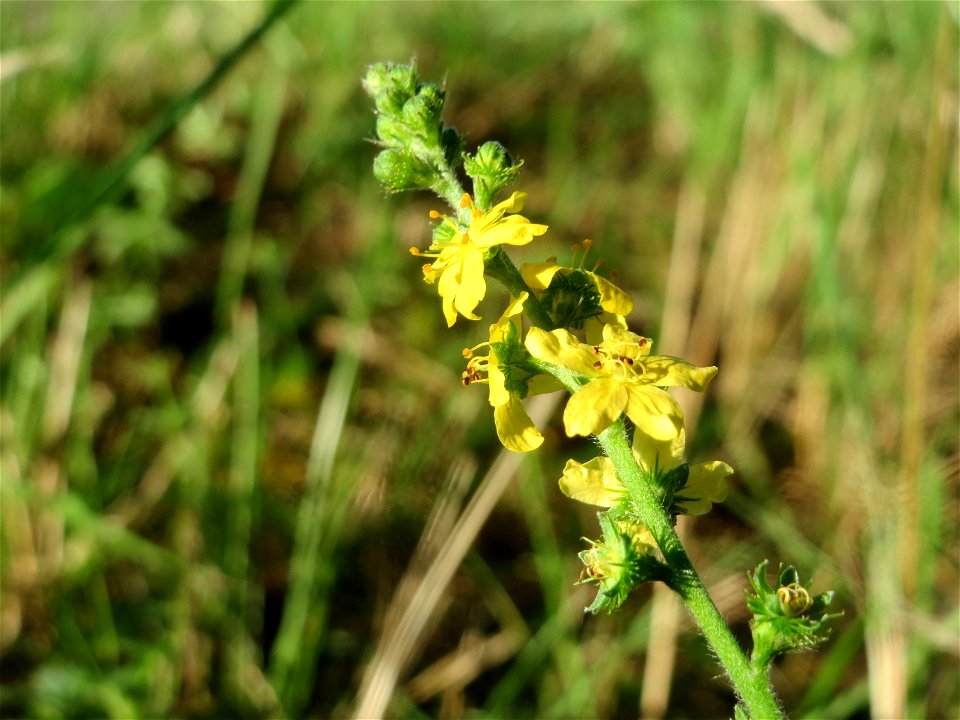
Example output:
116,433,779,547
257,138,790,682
520,262,564,290
452,249,485,322
524,327,599,376
437,260,463,327
527,374,564,396
564,378,627,436
624,385,684,441
492,191,526,215
488,362,509,407
591,273,634,316
559,456,623,507
676,460,732,515
641,356,717,391
632,424,685,475
474,215,547,248
494,397,543,452
489,292,528,342
584,313,626,345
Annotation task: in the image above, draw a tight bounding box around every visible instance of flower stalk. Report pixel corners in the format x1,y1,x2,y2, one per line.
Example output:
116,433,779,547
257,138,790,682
597,420,785,720
362,60,837,719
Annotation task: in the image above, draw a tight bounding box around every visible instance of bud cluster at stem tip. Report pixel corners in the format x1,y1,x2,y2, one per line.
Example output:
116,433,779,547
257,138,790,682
362,61,520,211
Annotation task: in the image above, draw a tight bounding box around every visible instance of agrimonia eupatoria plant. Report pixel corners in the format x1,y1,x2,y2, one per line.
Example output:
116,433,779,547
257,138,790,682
363,61,839,720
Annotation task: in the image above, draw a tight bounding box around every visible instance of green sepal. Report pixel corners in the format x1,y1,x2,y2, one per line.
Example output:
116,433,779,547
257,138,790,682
490,316,539,399
429,215,458,249
578,512,670,614
745,560,842,671
539,268,603,330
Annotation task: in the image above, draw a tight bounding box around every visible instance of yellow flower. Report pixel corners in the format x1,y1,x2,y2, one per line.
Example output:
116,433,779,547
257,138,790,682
521,248,633,344
524,323,717,439
461,293,559,452
411,192,547,327
560,425,732,516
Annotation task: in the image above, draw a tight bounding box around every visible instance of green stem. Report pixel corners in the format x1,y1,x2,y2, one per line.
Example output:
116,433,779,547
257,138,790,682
430,164,468,219
485,248,556,330
597,419,784,720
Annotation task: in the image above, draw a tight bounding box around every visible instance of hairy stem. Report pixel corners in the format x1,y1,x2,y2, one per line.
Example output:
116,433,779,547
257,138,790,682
597,420,784,719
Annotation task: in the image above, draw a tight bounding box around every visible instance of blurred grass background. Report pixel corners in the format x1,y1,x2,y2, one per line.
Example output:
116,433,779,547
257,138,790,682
1,1,957,718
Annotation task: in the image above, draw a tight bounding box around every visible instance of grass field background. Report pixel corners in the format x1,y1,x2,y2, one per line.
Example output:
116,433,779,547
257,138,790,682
1,2,957,718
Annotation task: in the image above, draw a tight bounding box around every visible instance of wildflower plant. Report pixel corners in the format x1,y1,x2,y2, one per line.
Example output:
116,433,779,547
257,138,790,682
363,61,838,719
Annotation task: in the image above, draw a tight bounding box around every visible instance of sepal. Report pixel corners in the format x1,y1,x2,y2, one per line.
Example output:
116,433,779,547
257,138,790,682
745,560,841,671
578,512,668,614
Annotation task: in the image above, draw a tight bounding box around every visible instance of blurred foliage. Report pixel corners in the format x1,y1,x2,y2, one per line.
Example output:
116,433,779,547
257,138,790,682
1,1,957,719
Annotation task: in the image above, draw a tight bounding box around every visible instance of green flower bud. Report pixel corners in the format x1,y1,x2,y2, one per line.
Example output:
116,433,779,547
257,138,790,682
372,149,435,193
375,115,408,148
745,560,841,671
362,62,419,117
463,141,521,211
402,92,443,148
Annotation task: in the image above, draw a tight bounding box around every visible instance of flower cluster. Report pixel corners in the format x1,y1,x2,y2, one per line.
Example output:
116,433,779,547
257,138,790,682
365,61,837,716
366,61,735,612
404,188,730,609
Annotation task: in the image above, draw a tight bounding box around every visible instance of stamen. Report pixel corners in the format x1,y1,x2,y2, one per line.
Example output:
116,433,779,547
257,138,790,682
593,361,602,370
429,210,442,219
462,348,474,359
409,246,421,255
580,238,593,267
460,194,472,209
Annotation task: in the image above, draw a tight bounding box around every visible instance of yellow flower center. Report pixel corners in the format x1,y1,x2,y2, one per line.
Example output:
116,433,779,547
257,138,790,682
590,337,650,381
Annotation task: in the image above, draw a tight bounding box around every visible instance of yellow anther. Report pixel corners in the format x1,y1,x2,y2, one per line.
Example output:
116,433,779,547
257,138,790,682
409,246,421,255
429,210,442,219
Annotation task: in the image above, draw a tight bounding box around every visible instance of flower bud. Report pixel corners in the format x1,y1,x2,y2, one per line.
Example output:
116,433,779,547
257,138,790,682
464,141,521,211
745,560,841,670
373,149,435,193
